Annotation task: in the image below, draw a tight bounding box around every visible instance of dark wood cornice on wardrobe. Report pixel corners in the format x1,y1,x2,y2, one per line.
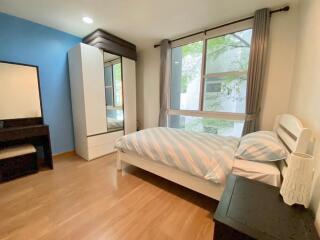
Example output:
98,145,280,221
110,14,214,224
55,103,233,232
83,29,137,60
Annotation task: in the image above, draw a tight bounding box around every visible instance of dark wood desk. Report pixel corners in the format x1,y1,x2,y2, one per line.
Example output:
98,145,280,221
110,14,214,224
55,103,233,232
0,119,53,169
214,175,319,240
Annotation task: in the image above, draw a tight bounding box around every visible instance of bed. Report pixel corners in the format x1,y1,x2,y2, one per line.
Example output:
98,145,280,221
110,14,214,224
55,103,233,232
115,114,311,200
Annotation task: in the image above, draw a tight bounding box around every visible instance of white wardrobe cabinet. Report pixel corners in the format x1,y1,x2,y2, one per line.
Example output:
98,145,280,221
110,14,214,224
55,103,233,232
68,43,136,160
122,57,137,134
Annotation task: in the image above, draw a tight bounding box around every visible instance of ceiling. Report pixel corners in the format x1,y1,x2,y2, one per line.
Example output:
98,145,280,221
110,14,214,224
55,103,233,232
0,0,297,50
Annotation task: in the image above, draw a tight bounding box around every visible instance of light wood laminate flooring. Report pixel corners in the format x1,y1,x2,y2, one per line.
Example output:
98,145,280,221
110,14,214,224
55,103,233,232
0,153,217,240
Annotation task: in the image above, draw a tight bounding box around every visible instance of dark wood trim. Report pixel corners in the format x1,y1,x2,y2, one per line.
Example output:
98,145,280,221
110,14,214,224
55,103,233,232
0,117,43,128
0,60,44,122
83,29,137,60
83,29,136,49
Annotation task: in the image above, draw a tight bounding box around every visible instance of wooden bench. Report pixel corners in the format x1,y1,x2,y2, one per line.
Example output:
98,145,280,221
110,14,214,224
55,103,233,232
0,144,38,182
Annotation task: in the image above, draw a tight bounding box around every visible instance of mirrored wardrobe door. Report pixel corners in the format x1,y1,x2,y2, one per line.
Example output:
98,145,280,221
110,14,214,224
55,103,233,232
103,52,124,132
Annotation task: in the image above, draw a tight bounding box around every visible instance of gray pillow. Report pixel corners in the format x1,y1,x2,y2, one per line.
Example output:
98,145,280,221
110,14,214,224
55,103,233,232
235,131,287,162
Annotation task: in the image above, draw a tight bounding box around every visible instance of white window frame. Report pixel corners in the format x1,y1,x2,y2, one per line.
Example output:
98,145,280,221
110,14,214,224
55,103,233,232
168,19,253,122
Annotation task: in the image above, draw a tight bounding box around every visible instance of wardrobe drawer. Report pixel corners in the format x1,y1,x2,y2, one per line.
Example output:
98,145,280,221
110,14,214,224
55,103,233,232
87,131,124,160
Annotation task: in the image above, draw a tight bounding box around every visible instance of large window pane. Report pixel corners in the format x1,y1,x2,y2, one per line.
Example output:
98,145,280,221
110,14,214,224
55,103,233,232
168,29,252,136
171,41,203,110
169,115,244,137
203,29,252,113
205,29,252,74
203,74,247,113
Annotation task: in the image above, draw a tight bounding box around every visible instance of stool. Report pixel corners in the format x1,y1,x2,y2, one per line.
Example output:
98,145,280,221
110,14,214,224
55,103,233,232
0,144,38,182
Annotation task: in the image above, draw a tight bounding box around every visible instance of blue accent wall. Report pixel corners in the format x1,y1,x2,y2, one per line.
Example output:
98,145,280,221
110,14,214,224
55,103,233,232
0,12,81,154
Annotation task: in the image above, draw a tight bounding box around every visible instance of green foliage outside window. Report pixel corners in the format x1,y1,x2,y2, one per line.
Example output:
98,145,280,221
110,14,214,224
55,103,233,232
183,117,234,134
174,30,251,135
113,63,122,106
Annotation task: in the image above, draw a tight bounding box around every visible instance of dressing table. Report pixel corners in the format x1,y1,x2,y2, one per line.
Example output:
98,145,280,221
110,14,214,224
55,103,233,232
0,61,53,172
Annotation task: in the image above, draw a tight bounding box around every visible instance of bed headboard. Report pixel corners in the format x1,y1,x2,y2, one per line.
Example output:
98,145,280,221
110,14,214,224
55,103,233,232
273,114,312,176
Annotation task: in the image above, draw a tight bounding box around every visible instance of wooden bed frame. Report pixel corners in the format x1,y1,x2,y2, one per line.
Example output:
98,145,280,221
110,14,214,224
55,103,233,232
117,114,311,201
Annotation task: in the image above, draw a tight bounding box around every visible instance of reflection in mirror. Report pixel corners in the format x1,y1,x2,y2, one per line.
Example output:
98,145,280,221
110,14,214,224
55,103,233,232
0,62,42,120
103,52,124,132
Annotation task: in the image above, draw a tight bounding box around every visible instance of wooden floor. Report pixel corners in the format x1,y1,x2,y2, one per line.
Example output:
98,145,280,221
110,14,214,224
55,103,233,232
0,153,217,240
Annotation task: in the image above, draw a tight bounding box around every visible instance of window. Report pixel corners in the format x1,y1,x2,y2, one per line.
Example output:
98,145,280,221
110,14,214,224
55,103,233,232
171,41,203,110
169,28,252,137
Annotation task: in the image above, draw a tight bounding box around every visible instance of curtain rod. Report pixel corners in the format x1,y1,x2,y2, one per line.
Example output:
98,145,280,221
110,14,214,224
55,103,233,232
154,6,289,48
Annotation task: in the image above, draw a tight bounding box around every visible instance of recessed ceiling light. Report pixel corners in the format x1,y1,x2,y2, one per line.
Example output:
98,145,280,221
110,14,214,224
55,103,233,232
82,16,93,24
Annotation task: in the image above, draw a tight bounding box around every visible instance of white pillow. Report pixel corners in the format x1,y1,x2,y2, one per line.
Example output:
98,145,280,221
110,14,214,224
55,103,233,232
235,131,287,162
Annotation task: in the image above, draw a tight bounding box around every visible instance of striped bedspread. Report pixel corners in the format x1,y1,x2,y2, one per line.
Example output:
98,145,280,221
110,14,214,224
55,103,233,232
115,127,240,184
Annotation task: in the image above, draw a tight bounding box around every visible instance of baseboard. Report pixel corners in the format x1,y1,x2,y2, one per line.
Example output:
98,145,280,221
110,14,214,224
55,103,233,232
53,150,75,158
315,216,320,236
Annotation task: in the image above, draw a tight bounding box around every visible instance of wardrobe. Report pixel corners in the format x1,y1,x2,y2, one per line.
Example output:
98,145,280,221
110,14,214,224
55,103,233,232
68,30,137,160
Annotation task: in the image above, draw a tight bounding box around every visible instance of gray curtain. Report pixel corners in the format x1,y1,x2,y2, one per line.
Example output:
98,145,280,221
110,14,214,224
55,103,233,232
242,8,271,135
159,39,171,127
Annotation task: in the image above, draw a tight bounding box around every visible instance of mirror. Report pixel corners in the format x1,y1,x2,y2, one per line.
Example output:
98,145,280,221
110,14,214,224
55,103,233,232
0,61,42,120
103,52,124,132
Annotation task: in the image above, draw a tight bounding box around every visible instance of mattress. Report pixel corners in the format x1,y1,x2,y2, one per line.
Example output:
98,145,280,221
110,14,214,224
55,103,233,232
116,127,282,187
115,127,240,184
232,159,281,187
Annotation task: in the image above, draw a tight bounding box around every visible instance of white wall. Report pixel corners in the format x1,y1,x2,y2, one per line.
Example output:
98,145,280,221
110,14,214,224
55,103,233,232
136,5,298,130
136,47,160,129
260,5,298,130
286,0,320,230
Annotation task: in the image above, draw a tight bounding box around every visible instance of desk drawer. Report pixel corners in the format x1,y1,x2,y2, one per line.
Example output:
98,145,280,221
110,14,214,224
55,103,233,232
0,125,49,141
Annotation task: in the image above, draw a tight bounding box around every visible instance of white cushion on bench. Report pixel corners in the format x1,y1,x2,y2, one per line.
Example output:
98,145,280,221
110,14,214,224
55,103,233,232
0,144,36,160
